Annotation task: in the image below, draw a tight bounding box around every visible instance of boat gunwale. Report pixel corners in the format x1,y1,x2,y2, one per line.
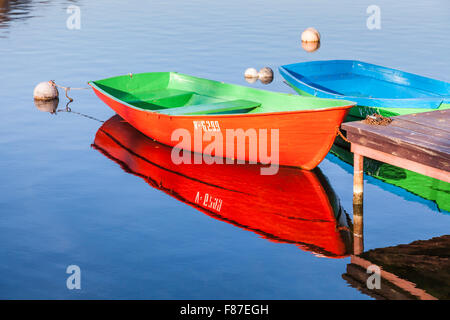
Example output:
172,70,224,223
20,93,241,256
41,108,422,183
88,72,356,118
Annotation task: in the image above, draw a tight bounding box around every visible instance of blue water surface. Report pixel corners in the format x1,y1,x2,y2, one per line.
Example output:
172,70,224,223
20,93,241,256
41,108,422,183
0,0,449,299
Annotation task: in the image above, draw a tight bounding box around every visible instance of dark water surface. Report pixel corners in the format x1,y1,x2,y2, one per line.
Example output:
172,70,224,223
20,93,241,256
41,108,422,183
0,0,449,299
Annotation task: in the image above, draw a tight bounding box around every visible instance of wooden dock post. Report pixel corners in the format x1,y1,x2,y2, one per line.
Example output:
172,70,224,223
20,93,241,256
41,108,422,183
353,153,364,255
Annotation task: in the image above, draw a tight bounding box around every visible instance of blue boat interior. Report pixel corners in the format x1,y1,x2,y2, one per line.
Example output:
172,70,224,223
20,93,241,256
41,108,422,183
280,60,450,102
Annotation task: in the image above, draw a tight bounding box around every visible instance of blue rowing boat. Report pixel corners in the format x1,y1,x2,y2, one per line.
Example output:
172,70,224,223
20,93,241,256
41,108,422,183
279,60,450,119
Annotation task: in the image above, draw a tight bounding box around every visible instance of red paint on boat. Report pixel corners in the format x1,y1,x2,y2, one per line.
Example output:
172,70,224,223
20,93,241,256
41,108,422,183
90,85,352,170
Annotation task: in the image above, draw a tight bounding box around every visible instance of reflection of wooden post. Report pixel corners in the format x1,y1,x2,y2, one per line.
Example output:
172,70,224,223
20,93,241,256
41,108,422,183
353,153,364,255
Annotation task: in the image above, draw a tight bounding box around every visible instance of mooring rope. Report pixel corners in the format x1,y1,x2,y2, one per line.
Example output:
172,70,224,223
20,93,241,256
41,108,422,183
335,113,393,144
336,127,350,143
57,101,104,123
50,80,90,102
363,113,393,126
46,81,103,123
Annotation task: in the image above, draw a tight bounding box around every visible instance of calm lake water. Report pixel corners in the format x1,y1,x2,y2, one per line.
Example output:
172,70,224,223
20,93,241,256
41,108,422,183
0,0,449,299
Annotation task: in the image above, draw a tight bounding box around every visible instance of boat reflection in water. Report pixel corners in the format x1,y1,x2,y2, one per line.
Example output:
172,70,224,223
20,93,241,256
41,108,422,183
330,143,450,214
92,115,353,258
343,235,450,300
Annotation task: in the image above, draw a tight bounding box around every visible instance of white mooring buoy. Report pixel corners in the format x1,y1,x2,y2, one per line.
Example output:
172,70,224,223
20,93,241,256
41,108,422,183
33,81,59,101
259,67,274,84
301,27,320,43
244,67,259,79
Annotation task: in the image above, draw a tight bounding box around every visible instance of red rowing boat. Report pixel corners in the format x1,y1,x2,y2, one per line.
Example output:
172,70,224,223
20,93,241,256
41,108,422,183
89,72,355,170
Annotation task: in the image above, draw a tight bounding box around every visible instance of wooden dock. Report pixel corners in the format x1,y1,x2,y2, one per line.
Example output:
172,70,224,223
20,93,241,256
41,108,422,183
342,109,450,183
341,109,450,254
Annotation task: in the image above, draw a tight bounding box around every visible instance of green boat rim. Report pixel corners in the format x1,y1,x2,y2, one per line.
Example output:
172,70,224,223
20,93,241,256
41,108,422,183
88,72,357,117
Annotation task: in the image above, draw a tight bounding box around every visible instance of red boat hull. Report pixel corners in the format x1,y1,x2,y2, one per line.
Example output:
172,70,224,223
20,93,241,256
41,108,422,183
91,86,351,170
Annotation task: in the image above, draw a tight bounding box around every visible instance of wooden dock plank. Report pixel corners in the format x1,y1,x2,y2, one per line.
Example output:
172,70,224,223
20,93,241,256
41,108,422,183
395,109,450,133
389,118,449,140
345,123,450,153
346,134,449,172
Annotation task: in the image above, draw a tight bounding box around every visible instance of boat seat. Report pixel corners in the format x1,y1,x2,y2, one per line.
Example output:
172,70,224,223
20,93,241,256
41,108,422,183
157,99,261,115
126,89,195,110
127,89,194,104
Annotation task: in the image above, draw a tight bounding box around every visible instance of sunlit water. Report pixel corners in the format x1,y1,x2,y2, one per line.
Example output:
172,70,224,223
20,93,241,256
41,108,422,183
0,0,449,299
